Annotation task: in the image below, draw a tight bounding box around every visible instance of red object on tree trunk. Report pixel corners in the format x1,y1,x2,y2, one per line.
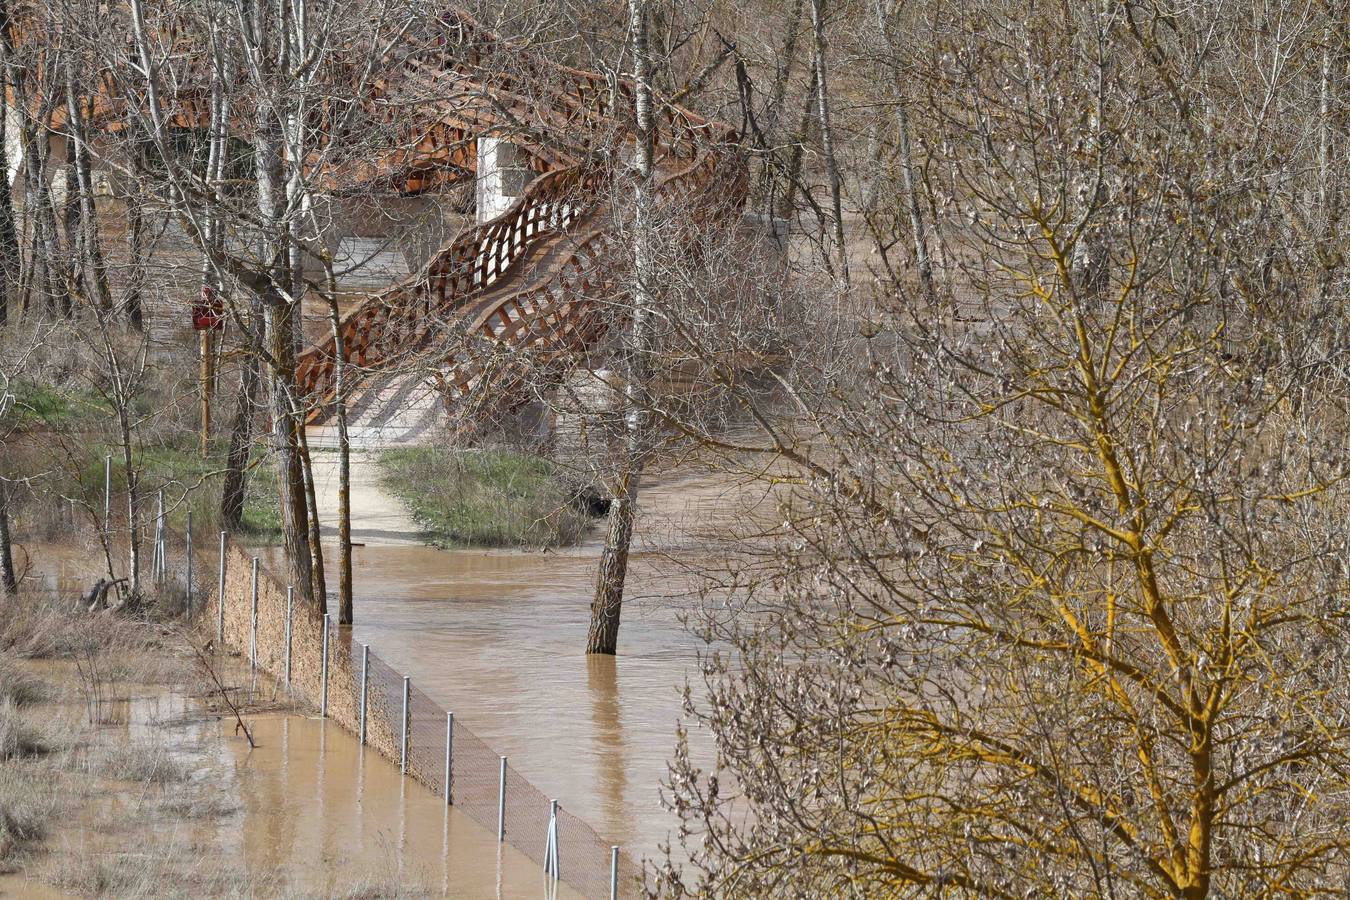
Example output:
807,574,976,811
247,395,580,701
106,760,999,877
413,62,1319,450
193,285,225,331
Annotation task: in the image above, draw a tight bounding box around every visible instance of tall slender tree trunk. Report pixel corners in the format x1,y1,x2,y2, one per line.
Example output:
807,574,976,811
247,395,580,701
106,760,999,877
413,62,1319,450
588,0,655,656
0,0,26,325
895,102,934,304
256,113,316,604
64,68,111,311
118,407,140,599
221,356,260,530
123,180,146,328
809,0,849,287
264,297,315,603
0,482,17,596
92,309,140,598
199,70,228,457
780,60,817,221
19,108,66,316
764,0,805,141
297,423,327,612
0,94,20,328
875,1,935,306
325,276,353,624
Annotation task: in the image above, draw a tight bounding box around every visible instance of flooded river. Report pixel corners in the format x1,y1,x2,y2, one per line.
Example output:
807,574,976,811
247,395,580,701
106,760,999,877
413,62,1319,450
289,461,768,866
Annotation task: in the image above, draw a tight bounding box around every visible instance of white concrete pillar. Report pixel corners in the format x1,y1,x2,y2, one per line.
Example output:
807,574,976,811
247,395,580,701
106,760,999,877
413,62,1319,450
5,105,24,187
475,136,527,224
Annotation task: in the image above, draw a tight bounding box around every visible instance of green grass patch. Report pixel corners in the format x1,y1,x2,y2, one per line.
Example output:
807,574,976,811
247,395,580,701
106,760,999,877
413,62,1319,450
134,442,281,539
378,448,592,548
47,437,281,543
4,379,110,429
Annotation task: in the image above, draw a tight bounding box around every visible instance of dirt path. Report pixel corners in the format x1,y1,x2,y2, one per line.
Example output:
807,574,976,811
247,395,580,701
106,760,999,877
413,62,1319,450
306,445,424,546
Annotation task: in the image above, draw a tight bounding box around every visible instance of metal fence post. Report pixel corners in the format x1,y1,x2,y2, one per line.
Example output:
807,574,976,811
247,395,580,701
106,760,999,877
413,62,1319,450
359,644,369,746
185,510,193,616
400,676,410,774
103,454,111,535
610,845,620,900
249,557,260,668
444,711,453,804
216,532,226,644
396,674,413,777
497,756,507,841
284,586,294,690
153,493,158,580
321,614,331,717
153,490,164,583
544,799,559,879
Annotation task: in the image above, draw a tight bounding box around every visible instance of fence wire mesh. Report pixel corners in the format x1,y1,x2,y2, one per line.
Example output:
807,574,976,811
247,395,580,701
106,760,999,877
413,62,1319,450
168,532,644,898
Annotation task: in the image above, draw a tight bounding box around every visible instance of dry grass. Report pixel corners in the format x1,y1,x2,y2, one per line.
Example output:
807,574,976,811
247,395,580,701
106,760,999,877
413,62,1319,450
0,593,96,659
48,850,431,898
0,699,54,761
0,592,191,692
79,739,187,785
0,655,47,707
320,882,434,899
0,764,59,871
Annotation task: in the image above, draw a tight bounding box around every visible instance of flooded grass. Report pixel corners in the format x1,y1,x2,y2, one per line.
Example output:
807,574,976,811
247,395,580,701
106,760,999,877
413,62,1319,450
0,764,57,869
0,700,56,761
378,447,594,548
0,656,48,707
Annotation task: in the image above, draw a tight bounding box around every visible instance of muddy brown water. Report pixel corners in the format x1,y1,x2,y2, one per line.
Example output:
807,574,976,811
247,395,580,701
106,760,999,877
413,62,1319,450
272,463,770,867
17,461,772,889
0,665,579,898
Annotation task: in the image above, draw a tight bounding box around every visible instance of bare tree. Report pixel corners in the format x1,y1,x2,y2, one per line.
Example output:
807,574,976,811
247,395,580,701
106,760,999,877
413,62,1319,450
587,0,658,655
652,2,1350,895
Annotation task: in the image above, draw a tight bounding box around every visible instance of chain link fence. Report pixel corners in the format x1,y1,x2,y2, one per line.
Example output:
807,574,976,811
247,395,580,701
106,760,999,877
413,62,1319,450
165,532,646,899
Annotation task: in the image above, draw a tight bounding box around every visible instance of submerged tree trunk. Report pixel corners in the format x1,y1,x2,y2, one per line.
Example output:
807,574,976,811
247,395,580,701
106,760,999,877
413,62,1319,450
588,0,655,656
588,470,640,654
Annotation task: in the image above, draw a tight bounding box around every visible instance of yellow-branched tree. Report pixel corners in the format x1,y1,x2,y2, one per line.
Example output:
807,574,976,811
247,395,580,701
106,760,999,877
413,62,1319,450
656,2,1350,895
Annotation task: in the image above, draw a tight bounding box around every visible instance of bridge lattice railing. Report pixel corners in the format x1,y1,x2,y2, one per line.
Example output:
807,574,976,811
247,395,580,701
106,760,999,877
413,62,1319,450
294,11,743,426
